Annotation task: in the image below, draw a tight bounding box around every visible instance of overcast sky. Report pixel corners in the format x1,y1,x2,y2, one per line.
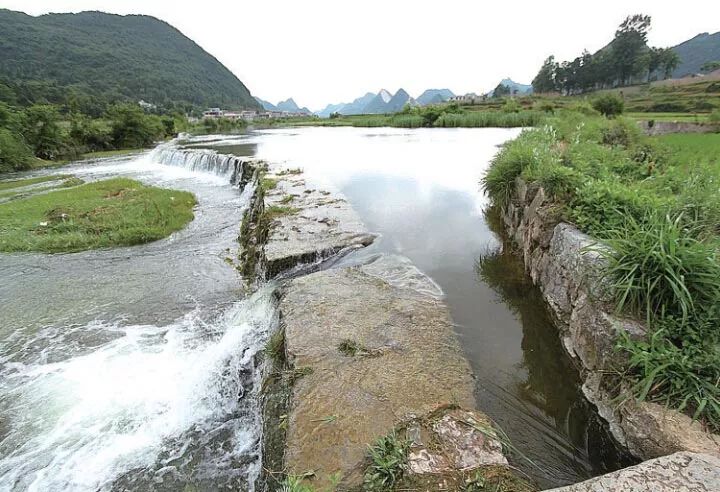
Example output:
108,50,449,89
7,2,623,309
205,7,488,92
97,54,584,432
4,1,719,110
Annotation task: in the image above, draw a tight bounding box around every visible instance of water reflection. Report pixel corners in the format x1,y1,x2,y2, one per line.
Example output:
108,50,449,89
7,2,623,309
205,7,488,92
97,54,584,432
474,208,635,486
243,126,633,488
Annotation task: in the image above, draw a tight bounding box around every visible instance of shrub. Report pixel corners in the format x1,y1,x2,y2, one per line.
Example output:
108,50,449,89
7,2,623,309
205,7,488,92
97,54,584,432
501,98,522,113
592,93,624,117
709,111,720,123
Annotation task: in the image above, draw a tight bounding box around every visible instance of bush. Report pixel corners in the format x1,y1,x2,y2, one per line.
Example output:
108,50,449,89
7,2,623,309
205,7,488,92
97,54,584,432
709,111,720,123
0,128,32,173
592,93,624,117
108,104,165,148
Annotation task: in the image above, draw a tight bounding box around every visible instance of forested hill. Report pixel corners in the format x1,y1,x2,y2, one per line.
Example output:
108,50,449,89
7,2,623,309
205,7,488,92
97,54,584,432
0,9,259,113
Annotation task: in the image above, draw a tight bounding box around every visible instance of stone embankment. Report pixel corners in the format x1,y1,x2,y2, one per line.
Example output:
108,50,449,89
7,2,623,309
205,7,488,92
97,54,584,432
638,120,719,136
241,166,529,490
548,452,720,492
501,178,720,465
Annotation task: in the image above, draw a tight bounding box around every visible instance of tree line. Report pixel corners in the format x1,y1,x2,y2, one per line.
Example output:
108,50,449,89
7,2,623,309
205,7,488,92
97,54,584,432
532,15,680,95
0,102,184,174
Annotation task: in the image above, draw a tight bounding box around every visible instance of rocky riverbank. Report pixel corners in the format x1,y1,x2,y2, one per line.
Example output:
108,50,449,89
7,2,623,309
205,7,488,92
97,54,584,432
238,164,533,491
500,177,720,461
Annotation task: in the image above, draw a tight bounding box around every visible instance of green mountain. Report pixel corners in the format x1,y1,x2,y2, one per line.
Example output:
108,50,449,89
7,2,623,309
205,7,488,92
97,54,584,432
671,32,720,77
0,9,259,112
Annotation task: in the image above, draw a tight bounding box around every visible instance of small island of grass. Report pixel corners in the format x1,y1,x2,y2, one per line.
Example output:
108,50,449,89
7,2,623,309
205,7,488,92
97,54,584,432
0,177,197,253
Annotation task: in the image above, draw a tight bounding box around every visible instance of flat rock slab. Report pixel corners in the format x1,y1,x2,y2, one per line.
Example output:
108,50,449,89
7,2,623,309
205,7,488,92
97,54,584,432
264,171,375,278
280,264,476,488
545,452,720,492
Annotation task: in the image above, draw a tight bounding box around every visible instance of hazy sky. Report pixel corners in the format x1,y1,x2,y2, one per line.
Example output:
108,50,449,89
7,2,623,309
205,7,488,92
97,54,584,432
4,1,719,110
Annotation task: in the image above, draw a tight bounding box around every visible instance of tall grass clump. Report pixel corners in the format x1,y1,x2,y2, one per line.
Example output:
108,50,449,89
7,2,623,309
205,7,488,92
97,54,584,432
483,108,720,430
435,111,542,128
482,126,559,207
597,212,720,430
598,213,720,323
363,432,410,491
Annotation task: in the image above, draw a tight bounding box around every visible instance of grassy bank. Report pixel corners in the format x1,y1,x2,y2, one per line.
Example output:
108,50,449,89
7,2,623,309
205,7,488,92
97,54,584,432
483,111,720,431
0,177,196,253
284,107,543,129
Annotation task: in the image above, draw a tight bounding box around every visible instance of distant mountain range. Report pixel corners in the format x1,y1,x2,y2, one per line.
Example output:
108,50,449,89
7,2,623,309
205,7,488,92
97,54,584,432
315,88,456,117
486,78,533,97
254,96,311,114
671,31,720,77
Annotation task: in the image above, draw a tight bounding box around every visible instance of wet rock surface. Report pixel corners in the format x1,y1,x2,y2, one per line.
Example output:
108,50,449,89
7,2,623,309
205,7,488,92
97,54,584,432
279,265,476,488
502,178,720,460
545,452,720,492
262,170,376,279
251,166,531,490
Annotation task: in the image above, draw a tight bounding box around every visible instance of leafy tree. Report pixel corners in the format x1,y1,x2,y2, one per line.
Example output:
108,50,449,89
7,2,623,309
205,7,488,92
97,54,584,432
700,61,720,74
70,114,113,152
0,128,32,172
492,84,511,99
20,105,67,159
108,104,165,149
532,56,558,93
659,49,680,79
612,14,652,86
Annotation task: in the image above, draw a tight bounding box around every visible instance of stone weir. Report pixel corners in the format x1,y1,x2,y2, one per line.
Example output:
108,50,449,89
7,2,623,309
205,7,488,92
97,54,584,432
236,166,534,491
500,178,720,467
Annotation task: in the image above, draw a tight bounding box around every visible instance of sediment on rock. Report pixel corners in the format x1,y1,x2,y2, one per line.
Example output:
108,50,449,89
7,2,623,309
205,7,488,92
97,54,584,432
501,177,720,461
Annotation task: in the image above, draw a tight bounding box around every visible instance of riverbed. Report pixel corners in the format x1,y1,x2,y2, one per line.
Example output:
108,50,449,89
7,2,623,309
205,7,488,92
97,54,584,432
0,127,629,491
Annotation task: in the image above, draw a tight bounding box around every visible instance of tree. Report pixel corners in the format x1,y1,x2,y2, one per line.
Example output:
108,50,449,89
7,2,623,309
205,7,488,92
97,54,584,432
647,47,663,82
700,61,720,74
532,56,558,93
611,14,652,86
108,104,164,149
20,105,66,159
659,49,680,79
492,84,511,99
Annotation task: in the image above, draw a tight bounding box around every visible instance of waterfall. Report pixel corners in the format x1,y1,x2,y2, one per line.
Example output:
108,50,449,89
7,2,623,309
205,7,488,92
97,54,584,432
149,144,251,187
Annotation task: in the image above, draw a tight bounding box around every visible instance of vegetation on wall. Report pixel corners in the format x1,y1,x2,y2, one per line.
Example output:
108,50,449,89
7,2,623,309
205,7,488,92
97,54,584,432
483,110,720,430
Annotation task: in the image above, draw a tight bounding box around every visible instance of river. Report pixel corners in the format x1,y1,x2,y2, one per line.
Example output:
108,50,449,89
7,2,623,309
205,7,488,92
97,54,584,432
0,127,630,491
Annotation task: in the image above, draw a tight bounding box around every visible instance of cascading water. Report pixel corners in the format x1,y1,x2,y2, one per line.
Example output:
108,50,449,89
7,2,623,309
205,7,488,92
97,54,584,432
150,141,251,186
0,138,274,492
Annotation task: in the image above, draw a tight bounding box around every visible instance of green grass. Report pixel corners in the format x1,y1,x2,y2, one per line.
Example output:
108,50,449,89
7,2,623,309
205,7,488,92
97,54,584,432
626,112,711,123
0,177,196,253
363,431,411,491
483,110,720,430
81,148,143,159
285,109,542,129
656,133,720,167
264,205,299,221
0,174,72,191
